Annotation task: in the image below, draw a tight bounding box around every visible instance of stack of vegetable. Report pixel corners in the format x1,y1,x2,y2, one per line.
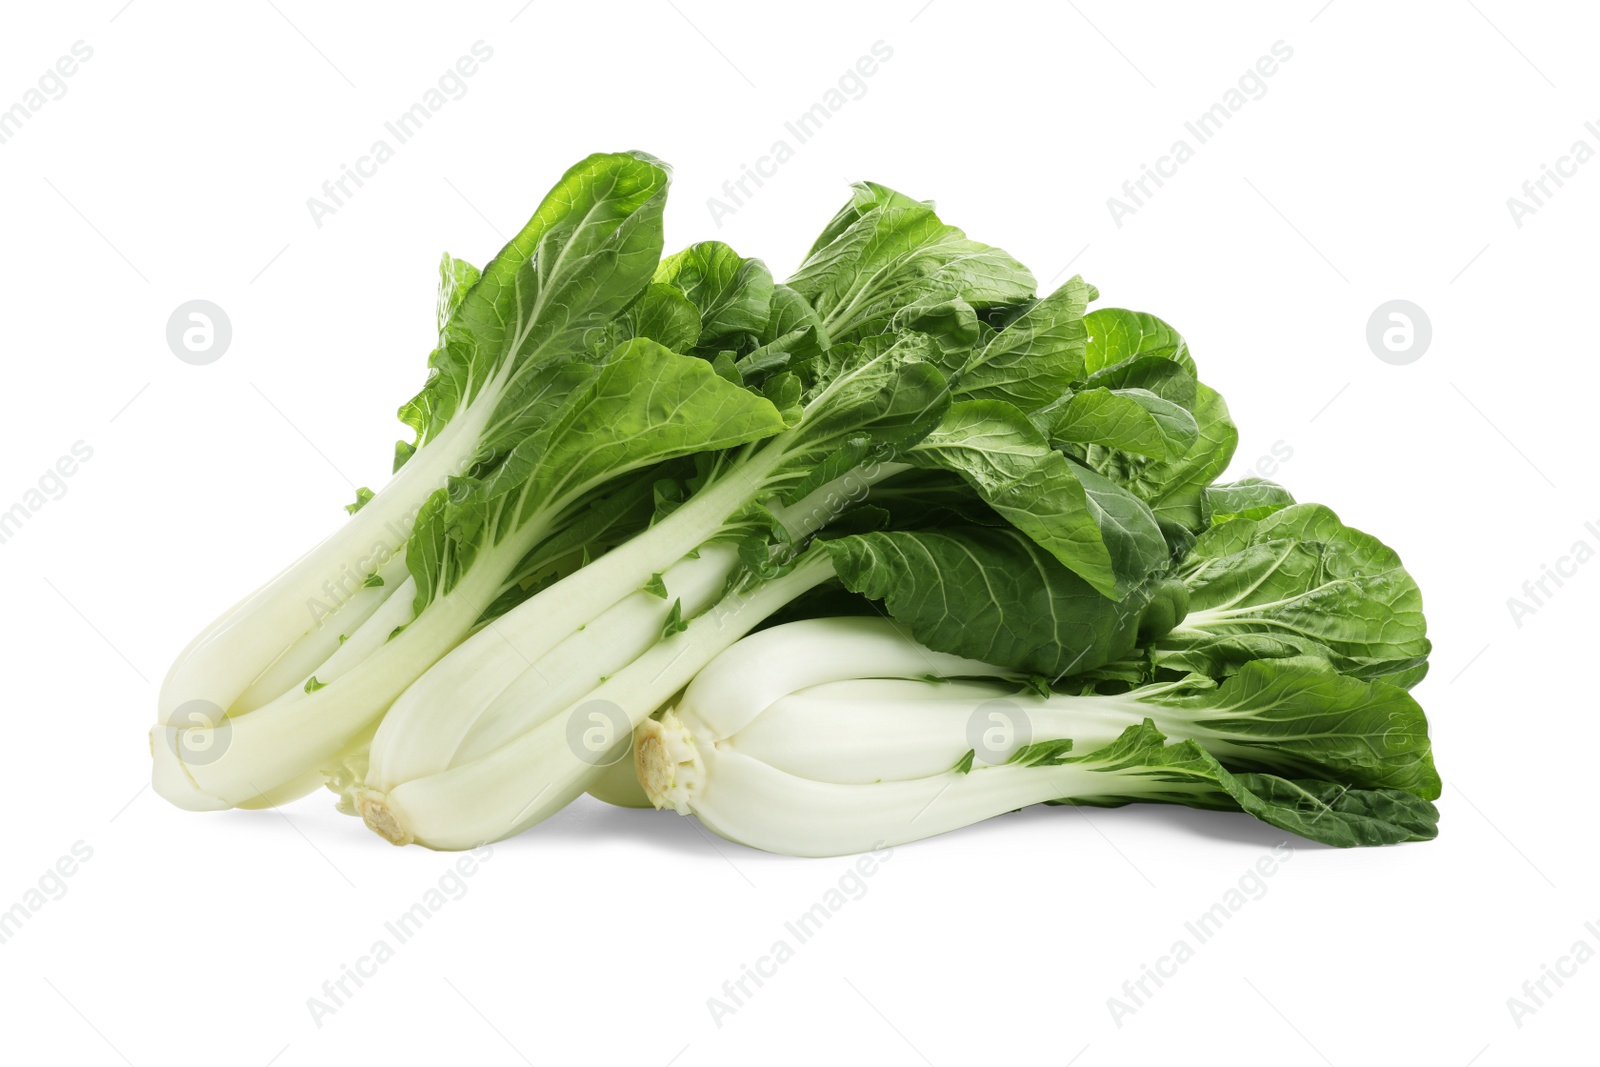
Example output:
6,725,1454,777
150,151,1438,856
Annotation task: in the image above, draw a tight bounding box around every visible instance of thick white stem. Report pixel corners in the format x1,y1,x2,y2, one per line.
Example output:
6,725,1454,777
231,549,414,713
157,380,504,724
667,619,1233,785
366,545,737,789
682,745,1122,858
677,616,1000,741
639,618,1243,855
361,555,834,849
148,469,552,813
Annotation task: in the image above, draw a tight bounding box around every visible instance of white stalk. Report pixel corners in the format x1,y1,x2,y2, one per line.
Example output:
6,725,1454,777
366,544,738,788
728,679,1222,783
151,569,488,810
358,554,835,849
642,713,1165,858
157,376,505,724
150,481,543,811
231,548,414,713
632,618,1229,857
670,615,998,741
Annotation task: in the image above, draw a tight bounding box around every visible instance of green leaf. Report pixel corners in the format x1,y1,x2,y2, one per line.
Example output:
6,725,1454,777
1051,387,1200,461
1061,720,1439,847
859,468,1008,530
906,400,1165,598
615,282,702,352
1078,381,1237,532
655,241,774,350
956,275,1093,409
435,253,481,336
736,284,831,383
761,283,830,349
1202,477,1296,524
661,598,687,639
953,749,976,775
362,573,384,588
345,487,375,515
822,526,1159,676
1072,462,1171,593
398,151,671,452
1083,308,1195,376
1159,504,1431,684
710,351,741,385
789,189,1035,342
777,333,953,506
895,295,981,355
1223,772,1440,847
1081,355,1197,409
501,338,787,513
1142,657,1441,799
804,180,929,258
1008,737,1078,767
478,472,659,623
761,371,804,425
304,676,327,694
392,439,416,474
644,573,669,599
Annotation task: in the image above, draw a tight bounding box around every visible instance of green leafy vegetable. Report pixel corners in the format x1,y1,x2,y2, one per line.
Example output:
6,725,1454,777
149,154,1435,864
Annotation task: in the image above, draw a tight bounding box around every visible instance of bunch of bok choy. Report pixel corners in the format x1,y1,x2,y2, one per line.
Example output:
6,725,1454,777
151,150,1436,855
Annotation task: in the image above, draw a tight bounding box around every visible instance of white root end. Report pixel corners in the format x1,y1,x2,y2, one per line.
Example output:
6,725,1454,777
635,710,702,815
356,788,413,846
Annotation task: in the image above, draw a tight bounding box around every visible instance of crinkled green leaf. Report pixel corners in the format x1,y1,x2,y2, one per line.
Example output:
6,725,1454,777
435,253,481,336
398,151,670,452
804,180,929,258
1077,381,1237,532
1083,308,1195,376
777,333,951,505
1060,720,1439,847
956,276,1093,409
736,284,830,384
1202,477,1296,524
616,282,702,352
1141,657,1440,798
1158,504,1430,685
1082,355,1198,409
821,526,1161,676
655,241,774,349
789,188,1035,342
906,400,1165,598
1051,386,1200,460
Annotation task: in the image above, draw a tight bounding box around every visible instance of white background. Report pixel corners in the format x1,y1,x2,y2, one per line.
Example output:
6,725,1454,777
1,1,1595,1064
